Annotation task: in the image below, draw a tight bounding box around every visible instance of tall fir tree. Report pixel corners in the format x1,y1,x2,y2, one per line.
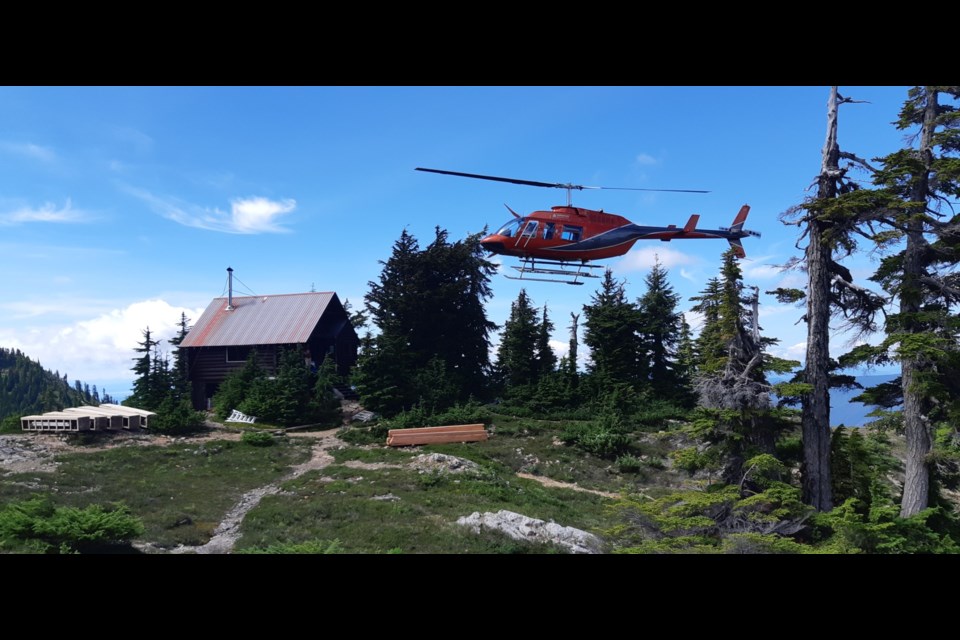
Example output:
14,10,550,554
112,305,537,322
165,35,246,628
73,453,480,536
636,257,685,398
778,86,887,511
690,249,800,480
357,227,497,415
536,304,557,378
168,312,192,402
128,327,159,409
582,270,642,386
495,289,540,392
850,86,960,516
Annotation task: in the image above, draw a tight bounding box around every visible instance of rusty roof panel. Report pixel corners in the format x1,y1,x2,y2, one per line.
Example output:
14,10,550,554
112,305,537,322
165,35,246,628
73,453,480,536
179,292,335,348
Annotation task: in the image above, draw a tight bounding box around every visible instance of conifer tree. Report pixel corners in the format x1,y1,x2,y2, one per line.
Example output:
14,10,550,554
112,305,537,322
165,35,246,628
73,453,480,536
358,227,497,415
582,270,642,385
777,86,887,511
168,312,192,402
845,86,960,516
637,257,684,398
128,327,159,409
536,304,557,378
495,289,539,391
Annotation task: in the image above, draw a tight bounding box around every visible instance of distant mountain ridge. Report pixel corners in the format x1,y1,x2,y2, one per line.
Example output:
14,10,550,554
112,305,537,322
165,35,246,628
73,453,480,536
0,347,116,422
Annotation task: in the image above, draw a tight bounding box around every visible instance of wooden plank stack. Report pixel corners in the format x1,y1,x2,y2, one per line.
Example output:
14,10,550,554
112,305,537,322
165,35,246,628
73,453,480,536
386,423,488,447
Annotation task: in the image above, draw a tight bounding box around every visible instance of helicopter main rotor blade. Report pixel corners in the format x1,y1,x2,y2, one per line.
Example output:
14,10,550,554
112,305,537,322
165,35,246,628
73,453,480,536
416,167,709,193
584,186,711,193
416,167,568,189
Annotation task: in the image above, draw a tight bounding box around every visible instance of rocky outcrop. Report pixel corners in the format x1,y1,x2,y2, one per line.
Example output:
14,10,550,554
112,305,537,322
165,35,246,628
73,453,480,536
456,509,603,554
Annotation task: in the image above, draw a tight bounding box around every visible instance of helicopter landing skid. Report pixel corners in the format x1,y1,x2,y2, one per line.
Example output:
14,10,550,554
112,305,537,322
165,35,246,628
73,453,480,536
506,259,603,285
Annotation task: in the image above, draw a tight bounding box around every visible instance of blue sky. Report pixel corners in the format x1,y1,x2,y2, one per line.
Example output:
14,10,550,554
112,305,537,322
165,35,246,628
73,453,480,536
0,86,914,399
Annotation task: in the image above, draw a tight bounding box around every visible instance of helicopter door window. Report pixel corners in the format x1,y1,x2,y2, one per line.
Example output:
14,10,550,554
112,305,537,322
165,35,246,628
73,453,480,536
560,225,583,242
518,221,538,247
543,222,556,240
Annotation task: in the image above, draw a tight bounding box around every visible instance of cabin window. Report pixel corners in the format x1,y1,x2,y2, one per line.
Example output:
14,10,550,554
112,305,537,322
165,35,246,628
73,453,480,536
520,221,538,237
560,225,583,242
495,219,522,238
226,346,252,363
543,222,556,240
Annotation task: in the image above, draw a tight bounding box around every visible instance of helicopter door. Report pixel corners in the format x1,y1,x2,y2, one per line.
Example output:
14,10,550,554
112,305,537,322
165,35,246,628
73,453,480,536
517,221,538,248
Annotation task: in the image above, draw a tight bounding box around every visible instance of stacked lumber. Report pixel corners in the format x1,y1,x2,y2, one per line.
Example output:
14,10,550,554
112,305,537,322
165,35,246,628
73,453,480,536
386,423,488,447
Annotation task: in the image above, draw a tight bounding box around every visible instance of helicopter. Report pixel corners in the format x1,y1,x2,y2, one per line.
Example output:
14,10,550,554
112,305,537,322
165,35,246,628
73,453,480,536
416,167,760,285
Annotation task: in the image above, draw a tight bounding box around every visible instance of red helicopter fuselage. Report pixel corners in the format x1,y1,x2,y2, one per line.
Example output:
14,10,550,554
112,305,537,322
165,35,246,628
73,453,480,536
480,204,755,262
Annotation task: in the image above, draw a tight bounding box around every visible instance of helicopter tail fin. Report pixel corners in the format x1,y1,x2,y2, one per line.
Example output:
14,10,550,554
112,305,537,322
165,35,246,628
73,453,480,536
729,205,750,234
728,237,746,259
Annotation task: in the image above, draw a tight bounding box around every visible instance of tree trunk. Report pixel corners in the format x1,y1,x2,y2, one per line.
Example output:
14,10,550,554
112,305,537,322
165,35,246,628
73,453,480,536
899,87,937,518
801,87,838,511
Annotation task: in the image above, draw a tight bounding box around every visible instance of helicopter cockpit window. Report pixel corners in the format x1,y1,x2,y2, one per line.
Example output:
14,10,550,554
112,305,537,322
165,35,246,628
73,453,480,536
495,219,522,238
543,222,556,240
521,221,538,237
560,225,583,242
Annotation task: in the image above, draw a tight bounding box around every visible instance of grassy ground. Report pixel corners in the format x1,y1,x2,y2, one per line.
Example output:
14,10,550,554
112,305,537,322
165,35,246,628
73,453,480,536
0,412,709,553
0,435,313,548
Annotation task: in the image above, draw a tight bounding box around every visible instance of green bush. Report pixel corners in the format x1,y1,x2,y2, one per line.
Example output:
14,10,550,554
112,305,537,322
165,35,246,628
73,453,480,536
0,495,144,554
671,446,716,473
241,430,276,447
0,415,21,433
616,454,645,473
152,397,206,435
560,422,631,459
385,400,490,431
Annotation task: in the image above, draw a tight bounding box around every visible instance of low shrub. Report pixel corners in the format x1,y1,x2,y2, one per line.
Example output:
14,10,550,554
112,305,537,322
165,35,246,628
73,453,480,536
241,430,276,447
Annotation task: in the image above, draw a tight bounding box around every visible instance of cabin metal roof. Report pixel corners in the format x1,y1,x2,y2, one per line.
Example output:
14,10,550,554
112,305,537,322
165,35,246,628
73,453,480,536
179,292,336,348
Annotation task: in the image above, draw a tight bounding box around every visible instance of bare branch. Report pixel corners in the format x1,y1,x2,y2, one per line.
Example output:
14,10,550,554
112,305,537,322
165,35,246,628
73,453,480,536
920,275,960,301
838,151,880,173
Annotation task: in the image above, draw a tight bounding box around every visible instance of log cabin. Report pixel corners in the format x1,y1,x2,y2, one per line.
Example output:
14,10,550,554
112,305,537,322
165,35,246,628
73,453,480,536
179,274,357,410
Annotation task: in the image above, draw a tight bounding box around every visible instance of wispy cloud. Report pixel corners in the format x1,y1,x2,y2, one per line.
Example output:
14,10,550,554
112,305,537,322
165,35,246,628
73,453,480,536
636,153,660,167
635,152,659,166
0,199,89,225
126,187,296,234
0,141,56,162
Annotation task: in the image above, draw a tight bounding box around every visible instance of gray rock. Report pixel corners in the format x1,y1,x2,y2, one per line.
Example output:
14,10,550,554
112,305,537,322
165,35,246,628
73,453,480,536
456,509,603,554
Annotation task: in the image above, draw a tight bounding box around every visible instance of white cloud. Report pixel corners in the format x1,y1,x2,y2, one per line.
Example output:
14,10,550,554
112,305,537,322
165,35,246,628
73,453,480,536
0,141,56,162
0,298,206,392
126,186,296,234
635,153,658,166
614,246,700,272
0,199,88,225
230,197,297,233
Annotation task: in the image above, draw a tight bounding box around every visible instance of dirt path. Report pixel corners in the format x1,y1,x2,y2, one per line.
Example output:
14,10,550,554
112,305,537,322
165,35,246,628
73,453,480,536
167,428,343,554
516,472,621,499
